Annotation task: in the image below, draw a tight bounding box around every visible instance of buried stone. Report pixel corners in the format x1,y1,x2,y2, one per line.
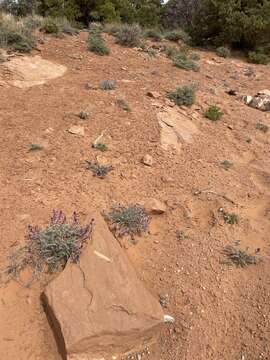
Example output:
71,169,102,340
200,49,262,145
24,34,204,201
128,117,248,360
42,213,164,360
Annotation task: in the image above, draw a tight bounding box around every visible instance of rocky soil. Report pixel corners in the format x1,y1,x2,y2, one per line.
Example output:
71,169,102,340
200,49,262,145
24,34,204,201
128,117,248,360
0,31,269,360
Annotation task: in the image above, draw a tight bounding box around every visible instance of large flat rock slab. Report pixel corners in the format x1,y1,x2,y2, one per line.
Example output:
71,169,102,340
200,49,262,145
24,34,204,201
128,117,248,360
43,213,164,360
5,55,67,88
157,107,199,152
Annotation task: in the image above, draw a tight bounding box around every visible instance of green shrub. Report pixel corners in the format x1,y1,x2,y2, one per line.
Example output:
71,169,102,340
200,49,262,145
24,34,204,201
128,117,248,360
204,105,223,121
223,246,261,267
88,33,110,55
4,210,93,282
100,79,116,90
144,28,163,41
86,161,113,178
191,0,270,50
167,84,196,107
216,46,231,58
89,22,103,35
104,204,149,238
190,52,200,61
256,123,268,133
41,18,59,34
115,24,143,47
0,14,36,52
173,52,200,71
248,51,269,65
92,142,108,152
117,99,131,112
164,45,178,58
165,29,191,43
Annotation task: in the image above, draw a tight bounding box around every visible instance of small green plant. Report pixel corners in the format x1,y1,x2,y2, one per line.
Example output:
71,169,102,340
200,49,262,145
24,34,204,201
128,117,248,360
115,24,143,47
220,160,233,170
104,204,149,238
223,246,261,267
173,52,200,71
92,142,108,152
3,210,93,283
86,161,113,178
29,144,43,152
204,105,223,121
216,47,231,58
100,79,116,90
167,84,196,107
116,99,131,112
248,51,269,65
88,33,110,55
219,208,238,224
78,111,89,119
176,230,188,241
256,122,268,133
165,29,191,43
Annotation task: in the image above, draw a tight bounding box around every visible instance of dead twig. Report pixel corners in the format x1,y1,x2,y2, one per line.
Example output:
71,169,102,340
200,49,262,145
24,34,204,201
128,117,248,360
193,189,236,205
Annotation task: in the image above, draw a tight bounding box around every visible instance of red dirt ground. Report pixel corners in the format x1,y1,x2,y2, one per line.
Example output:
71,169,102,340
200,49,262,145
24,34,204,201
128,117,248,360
0,32,269,360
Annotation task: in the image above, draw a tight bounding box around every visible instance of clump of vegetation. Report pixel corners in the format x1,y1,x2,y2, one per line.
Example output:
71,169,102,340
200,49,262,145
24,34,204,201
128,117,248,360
3,210,93,283
89,22,103,35
115,24,143,47
103,23,121,36
176,230,188,241
164,29,190,43
173,52,200,71
41,17,76,35
191,0,270,52
0,14,36,52
116,99,131,112
223,246,261,267
88,33,110,55
144,28,163,41
86,161,113,178
100,79,116,90
190,52,200,61
167,84,196,107
248,51,269,65
104,204,149,238
216,46,231,58
220,160,233,171
219,208,238,225
78,111,89,120
29,144,43,152
204,105,223,121
92,142,108,152
256,123,269,133
164,45,178,58
41,17,59,34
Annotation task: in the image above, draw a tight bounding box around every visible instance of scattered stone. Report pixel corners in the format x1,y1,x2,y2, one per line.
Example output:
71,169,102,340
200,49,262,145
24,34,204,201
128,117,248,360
43,213,164,359
5,55,66,88
68,125,85,136
157,107,199,152
141,154,154,166
164,315,175,324
147,91,161,99
243,91,270,111
144,198,166,215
